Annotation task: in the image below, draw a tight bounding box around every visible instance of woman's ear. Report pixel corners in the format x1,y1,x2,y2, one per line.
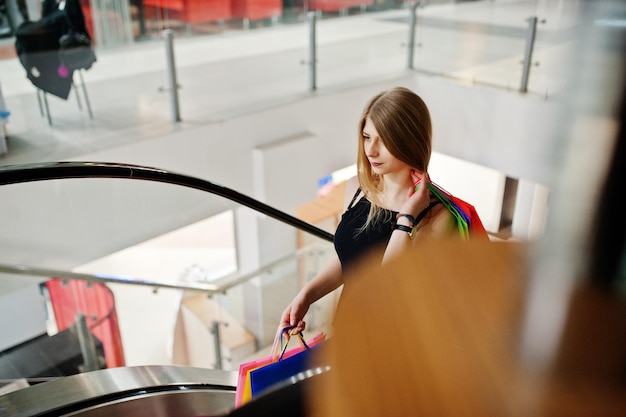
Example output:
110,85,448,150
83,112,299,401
410,169,423,185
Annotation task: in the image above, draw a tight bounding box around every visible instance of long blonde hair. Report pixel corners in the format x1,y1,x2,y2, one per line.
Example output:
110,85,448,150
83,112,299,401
356,87,432,229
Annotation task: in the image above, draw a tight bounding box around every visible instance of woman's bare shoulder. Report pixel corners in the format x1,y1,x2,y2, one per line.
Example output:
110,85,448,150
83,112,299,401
414,204,455,240
343,176,361,209
430,204,456,235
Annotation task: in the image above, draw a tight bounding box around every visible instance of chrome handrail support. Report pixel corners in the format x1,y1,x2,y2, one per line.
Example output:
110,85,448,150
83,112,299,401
211,320,223,370
307,11,317,92
520,16,539,93
407,1,419,70
76,70,93,119
163,29,182,123
76,313,101,372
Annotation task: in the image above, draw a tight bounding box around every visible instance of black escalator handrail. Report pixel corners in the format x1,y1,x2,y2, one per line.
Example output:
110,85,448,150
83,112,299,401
0,161,334,242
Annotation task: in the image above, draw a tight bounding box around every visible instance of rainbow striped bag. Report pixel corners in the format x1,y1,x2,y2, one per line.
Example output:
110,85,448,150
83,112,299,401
424,182,488,239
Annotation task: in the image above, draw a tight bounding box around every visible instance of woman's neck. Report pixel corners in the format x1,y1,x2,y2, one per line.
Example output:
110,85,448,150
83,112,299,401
379,174,413,211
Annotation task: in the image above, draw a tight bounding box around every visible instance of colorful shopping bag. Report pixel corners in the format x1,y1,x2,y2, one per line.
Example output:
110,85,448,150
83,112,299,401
249,339,321,399
423,181,489,239
235,325,288,407
447,192,489,239
235,325,325,407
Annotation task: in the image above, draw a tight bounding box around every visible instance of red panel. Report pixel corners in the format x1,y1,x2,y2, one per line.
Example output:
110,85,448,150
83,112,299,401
79,0,94,41
143,0,185,10
46,278,126,369
231,0,282,21
184,0,232,23
308,0,372,11
144,0,232,23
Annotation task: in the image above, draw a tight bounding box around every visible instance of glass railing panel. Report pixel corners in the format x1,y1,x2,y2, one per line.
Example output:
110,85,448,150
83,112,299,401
413,4,529,89
90,7,415,127
174,44,310,121
315,11,411,89
0,178,237,270
75,25,313,129
173,240,335,372
8,2,574,166
519,14,578,97
412,1,578,97
2,241,335,375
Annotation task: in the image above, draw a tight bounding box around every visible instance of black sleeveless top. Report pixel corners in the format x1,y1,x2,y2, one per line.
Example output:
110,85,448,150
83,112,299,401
334,189,439,272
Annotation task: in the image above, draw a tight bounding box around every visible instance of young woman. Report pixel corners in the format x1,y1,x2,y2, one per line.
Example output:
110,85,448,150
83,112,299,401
280,86,457,333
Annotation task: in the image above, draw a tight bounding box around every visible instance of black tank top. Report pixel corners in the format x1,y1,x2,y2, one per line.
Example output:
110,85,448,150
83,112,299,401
334,189,439,272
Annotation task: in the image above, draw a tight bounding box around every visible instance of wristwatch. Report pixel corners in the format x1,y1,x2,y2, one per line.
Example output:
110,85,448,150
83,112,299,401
393,224,417,239
393,213,418,239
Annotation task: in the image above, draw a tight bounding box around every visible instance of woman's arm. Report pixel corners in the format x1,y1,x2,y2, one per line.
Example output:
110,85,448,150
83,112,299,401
382,174,454,264
383,207,454,263
280,252,343,332
280,177,358,332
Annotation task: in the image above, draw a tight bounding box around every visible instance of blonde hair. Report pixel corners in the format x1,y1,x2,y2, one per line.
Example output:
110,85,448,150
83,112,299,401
356,87,432,229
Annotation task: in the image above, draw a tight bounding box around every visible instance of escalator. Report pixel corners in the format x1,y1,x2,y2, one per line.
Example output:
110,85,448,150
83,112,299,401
0,366,237,417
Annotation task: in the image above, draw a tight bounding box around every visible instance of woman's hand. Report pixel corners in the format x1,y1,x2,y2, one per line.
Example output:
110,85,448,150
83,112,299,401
279,291,310,333
400,170,431,218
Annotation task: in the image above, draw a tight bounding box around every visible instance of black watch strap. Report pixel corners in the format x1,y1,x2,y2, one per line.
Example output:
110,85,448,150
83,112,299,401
393,224,413,234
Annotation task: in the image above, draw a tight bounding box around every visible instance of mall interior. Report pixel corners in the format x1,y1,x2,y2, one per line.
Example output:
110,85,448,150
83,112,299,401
0,0,625,415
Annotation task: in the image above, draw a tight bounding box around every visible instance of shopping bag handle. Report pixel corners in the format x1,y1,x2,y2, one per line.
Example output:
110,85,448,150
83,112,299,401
276,325,310,361
271,322,295,350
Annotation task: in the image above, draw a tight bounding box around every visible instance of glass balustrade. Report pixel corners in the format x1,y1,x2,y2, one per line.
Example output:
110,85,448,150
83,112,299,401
409,1,577,96
122,0,577,98
0,0,582,159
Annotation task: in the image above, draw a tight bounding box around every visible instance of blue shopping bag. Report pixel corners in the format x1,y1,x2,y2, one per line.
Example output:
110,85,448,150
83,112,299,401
249,329,322,399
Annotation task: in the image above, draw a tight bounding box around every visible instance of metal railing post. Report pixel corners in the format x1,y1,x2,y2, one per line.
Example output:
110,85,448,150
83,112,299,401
76,313,100,372
307,11,317,92
163,29,181,122
520,16,538,93
77,70,93,119
211,320,223,370
407,1,419,70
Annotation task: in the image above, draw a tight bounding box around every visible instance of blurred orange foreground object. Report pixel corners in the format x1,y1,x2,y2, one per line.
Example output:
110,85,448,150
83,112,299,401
307,238,626,417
